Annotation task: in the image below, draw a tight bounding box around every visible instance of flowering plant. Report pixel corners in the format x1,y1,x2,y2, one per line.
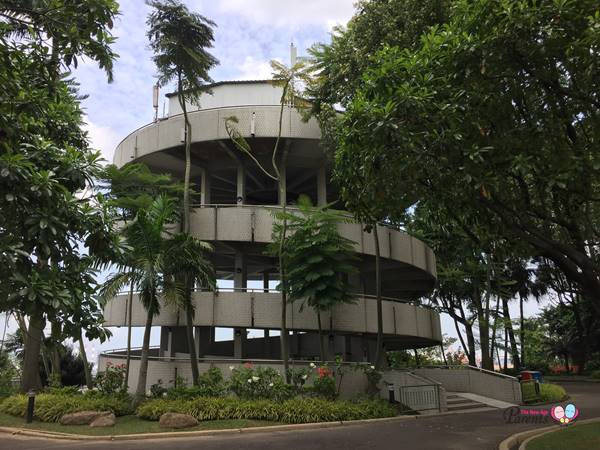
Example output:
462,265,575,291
95,362,127,395
229,365,293,401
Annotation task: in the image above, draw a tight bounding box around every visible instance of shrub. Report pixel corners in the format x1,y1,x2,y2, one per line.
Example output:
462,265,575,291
522,382,567,404
95,362,127,395
0,392,132,422
229,365,294,401
312,370,336,400
137,396,396,424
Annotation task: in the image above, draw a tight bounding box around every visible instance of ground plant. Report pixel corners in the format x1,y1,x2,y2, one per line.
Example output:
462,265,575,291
0,392,132,422
137,396,396,424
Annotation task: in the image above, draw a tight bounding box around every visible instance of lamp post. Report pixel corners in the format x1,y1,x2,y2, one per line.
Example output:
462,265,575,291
26,390,36,423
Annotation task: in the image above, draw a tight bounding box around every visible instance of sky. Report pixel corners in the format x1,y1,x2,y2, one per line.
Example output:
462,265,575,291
1,0,544,368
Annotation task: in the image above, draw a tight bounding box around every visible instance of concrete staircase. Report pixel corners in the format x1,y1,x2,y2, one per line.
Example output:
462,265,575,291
446,393,496,413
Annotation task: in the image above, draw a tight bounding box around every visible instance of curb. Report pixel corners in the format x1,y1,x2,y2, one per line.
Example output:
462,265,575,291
498,417,600,450
0,414,418,441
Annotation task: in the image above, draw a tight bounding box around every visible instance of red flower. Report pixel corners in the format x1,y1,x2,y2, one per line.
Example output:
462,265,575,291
244,362,253,369
317,367,332,378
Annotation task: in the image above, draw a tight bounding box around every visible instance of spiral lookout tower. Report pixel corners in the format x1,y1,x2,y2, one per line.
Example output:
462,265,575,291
100,76,442,391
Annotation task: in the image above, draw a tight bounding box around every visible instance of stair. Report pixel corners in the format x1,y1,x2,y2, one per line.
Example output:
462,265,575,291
445,393,495,413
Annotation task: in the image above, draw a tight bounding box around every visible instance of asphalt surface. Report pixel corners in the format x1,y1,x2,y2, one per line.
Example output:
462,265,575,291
0,382,597,450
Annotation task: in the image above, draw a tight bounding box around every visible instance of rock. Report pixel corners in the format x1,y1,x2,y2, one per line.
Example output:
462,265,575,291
159,412,199,429
90,413,116,427
60,410,111,426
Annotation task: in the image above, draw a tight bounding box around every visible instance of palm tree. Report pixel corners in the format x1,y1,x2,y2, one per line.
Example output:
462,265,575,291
276,195,357,362
146,0,218,385
163,232,216,382
225,58,310,380
100,196,179,406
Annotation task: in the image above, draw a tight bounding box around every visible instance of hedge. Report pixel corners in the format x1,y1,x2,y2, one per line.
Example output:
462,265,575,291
0,393,133,423
137,396,396,424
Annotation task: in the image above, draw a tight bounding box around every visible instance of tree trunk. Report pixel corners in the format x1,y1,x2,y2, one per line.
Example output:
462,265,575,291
123,280,134,391
489,296,501,368
373,225,384,369
279,203,289,380
474,285,493,370
519,295,525,368
133,306,154,407
317,311,325,363
464,322,477,366
185,290,200,385
50,320,62,384
78,334,93,389
502,297,521,369
21,308,44,392
504,327,508,371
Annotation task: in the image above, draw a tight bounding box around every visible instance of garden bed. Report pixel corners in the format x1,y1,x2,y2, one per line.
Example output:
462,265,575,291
0,412,275,436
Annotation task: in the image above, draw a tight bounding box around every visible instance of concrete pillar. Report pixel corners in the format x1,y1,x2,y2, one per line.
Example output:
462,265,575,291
317,166,327,206
200,168,211,205
236,165,245,205
159,326,171,358
234,251,247,291
233,250,247,358
263,329,270,356
234,328,246,359
263,271,269,293
195,326,214,358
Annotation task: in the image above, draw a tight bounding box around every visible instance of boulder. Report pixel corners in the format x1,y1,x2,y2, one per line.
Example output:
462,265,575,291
159,412,199,429
90,413,116,427
60,410,111,426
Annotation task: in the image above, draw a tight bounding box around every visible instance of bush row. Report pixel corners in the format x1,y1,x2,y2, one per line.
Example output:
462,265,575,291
0,393,133,422
136,396,396,424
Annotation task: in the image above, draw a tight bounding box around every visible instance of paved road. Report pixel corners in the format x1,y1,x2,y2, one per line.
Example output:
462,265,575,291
1,382,597,450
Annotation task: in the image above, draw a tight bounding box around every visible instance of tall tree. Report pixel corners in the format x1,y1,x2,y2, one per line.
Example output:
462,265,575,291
102,163,182,389
272,195,357,362
146,0,218,385
225,59,310,380
0,0,119,392
100,196,180,406
318,0,600,318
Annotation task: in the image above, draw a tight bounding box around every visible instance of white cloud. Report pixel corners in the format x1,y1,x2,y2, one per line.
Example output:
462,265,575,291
236,55,278,80
84,119,122,165
216,0,355,29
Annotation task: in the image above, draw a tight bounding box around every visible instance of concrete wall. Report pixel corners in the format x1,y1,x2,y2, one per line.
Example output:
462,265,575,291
97,354,368,399
413,367,522,404
103,292,442,344
189,205,436,280
168,82,283,116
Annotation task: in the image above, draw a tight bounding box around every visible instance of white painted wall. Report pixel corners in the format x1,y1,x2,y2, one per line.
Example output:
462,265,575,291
168,82,284,116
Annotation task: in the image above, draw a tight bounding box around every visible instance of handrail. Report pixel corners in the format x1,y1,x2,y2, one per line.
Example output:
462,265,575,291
416,364,518,381
98,351,370,366
113,287,420,307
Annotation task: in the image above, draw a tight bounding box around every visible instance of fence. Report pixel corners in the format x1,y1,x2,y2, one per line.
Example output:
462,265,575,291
398,384,441,412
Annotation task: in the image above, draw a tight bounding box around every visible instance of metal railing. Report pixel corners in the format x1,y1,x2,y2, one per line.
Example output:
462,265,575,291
398,384,441,412
416,364,518,380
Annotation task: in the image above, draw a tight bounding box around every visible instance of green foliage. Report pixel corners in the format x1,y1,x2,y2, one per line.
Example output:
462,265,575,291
228,365,294,402
137,396,396,424
162,367,229,399
0,351,17,398
0,393,132,422
271,195,357,314
311,373,336,400
318,0,600,311
95,362,127,395
590,370,600,380
146,0,218,103
521,382,567,404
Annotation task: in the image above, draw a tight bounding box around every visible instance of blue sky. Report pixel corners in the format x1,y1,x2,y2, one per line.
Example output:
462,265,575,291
78,0,357,164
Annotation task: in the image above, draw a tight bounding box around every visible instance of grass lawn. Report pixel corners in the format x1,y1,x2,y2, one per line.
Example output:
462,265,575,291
527,423,600,450
522,382,567,404
0,412,278,436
